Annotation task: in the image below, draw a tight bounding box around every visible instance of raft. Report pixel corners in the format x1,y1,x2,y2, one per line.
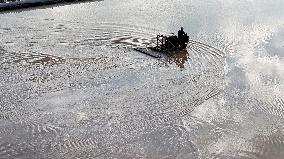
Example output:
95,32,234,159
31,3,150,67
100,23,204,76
134,47,163,58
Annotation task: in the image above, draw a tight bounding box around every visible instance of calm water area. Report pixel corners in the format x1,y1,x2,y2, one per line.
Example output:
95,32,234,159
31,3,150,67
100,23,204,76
0,0,284,158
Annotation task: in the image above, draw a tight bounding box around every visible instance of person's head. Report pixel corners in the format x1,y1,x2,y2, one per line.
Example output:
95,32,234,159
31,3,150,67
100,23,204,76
181,27,184,31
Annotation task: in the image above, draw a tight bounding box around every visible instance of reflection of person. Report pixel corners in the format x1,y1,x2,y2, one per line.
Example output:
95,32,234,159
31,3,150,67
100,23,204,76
168,48,189,69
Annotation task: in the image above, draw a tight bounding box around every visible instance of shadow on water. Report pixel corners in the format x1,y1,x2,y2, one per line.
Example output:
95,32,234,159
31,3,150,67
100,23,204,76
0,0,103,13
166,48,189,69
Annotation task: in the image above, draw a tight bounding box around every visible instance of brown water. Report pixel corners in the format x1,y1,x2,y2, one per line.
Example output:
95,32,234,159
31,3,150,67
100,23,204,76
0,0,284,158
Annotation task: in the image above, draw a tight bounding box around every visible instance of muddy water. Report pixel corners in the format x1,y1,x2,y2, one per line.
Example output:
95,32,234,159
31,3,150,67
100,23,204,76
0,0,284,158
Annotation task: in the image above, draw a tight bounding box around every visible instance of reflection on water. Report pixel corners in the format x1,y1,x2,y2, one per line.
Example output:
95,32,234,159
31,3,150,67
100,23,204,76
167,48,189,69
264,29,284,58
0,0,284,158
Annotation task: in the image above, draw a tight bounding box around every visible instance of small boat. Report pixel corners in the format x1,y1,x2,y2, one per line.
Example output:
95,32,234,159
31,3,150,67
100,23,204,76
134,27,189,58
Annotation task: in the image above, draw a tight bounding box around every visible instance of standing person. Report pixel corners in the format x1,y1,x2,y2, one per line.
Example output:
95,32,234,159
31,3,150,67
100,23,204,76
178,27,186,48
178,27,185,40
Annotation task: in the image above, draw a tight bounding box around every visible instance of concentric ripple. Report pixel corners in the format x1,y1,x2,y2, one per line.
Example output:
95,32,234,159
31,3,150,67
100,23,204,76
0,19,230,158
80,22,159,48
0,50,65,66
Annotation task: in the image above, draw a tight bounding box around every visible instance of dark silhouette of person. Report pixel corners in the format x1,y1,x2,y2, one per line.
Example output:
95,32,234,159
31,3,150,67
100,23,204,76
178,27,185,41
178,27,188,48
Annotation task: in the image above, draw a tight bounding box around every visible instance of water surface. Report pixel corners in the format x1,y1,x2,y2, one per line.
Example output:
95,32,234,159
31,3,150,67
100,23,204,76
0,0,284,158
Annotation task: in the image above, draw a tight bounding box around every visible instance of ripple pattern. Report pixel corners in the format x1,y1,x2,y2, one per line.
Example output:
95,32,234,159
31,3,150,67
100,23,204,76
0,21,230,158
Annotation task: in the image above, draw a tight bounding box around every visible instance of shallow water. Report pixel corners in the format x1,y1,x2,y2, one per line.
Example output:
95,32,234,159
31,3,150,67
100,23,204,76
0,0,284,158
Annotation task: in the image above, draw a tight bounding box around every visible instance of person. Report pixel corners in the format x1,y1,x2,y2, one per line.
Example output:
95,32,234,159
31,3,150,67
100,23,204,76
178,27,187,48
178,27,185,41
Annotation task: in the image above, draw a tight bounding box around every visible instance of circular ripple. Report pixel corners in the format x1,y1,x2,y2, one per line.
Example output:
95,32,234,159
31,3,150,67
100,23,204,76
0,48,65,66
81,22,159,48
0,21,229,158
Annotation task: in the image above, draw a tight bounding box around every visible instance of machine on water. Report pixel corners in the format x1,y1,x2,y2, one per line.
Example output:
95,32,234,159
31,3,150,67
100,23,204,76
134,27,189,58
